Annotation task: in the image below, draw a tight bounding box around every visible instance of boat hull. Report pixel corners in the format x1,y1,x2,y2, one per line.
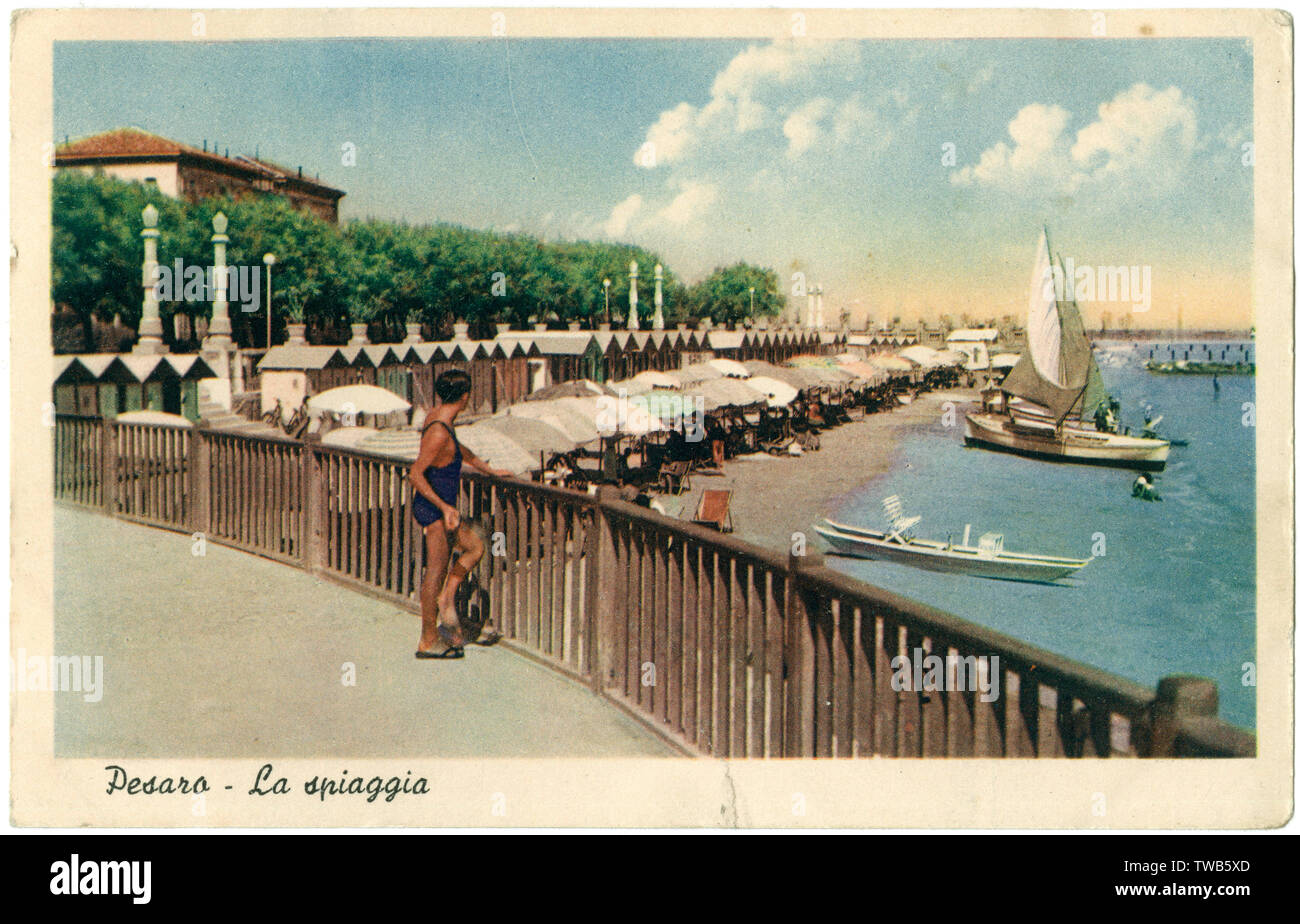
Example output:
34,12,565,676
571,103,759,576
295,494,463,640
815,521,1089,584
963,412,1169,471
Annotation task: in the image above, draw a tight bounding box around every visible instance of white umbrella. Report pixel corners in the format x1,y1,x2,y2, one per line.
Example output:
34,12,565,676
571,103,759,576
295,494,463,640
308,384,411,415
496,400,601,445
473,415,578,455
456,425,540,475
743,375,799,407
322,425,381,449
628,369,678,391
991,352,1020,369
706,357,752,378
899,345,942,368
114,410,194,428
666,364,723,387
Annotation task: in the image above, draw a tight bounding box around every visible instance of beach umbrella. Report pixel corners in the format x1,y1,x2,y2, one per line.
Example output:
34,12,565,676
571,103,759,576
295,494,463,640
630,369,679,391
495,400,601,445
607,376,652,396
308,384,411,415
525,379,614,401
836,361,887,385
991,352,1020,370
456,424,540,475
472,415,578,455
741,359,787,379
693,377,765,411
666,364,723,387
931,349,967,366
743,375,799,407
706,357,752,378
322,425,381,449
356,428,422,460
899,345,942,368
114,410,194,428
556,395,664,438
872,354,917,373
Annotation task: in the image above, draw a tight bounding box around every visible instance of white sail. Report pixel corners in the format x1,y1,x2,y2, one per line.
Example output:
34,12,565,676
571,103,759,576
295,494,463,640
1026,229,1064,386
1000,227,1098,422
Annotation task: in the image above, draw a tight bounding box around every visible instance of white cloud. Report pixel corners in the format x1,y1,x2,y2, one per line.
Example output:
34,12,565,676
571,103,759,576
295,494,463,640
782,97,832,159
603,194,643,237
641,102,698,167
951,83,1199,197
635,40,864,170
652,181,718,227
1070,84,1198,186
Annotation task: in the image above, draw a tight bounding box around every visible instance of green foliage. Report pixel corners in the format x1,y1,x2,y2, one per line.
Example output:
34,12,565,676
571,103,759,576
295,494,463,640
52,172,773,348
687,263,784,325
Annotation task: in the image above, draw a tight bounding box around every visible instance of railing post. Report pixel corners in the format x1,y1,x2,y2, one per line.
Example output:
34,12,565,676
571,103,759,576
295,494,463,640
100,417,116,516
586,486,620,692
786,546,822,757
302,438,326,572
191,425,212,536
1149,675,1219,756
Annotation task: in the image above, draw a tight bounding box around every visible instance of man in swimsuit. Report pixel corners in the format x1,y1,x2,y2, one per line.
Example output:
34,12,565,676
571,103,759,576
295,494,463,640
409,370,514,659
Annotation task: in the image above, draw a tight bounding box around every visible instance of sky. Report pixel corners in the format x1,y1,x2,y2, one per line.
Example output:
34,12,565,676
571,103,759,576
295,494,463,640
54,37,1254,329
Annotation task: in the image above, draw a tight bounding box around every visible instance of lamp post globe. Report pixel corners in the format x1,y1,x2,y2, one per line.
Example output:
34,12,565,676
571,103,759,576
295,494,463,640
262,254,276,348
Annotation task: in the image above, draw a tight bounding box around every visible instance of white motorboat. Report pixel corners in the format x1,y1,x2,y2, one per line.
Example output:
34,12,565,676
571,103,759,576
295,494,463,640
816,496,1091,584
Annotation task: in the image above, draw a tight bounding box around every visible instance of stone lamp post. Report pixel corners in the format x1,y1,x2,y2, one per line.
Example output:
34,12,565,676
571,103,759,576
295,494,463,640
203,211,234,351
652,263,665,330
627,260,639,331
133,204,168,354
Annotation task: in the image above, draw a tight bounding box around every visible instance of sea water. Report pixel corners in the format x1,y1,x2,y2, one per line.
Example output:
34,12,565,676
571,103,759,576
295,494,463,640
829,341,1257,728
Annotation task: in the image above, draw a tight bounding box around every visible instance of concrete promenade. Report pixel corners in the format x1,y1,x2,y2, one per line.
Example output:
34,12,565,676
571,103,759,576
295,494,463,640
54,506,676,758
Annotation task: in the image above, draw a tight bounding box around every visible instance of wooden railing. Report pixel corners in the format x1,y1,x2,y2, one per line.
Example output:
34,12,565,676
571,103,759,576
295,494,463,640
53,415,1256,758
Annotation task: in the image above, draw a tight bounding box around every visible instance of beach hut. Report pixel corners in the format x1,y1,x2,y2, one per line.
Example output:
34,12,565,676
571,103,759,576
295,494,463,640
258,345,352,396
338,344,379,386
53,356,109,417
106,354,217,422
491,338,535,410
361,345,411,402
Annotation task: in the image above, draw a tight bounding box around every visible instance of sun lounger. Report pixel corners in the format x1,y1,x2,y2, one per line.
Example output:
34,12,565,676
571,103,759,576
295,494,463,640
693,489,734,533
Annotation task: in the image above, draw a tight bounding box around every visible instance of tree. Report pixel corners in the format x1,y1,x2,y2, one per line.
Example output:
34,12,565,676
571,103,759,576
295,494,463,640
688,263,782,324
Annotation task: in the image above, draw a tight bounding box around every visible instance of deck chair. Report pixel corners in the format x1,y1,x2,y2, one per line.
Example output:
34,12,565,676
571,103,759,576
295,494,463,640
882,495,921,542
658,460,692,495
693,489,734,533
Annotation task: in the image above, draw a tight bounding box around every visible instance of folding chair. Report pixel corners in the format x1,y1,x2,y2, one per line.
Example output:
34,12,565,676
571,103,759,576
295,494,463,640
693,489,734,533
882,495,921,542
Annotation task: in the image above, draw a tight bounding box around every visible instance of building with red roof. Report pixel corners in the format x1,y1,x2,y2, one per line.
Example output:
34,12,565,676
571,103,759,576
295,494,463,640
55,127,345,223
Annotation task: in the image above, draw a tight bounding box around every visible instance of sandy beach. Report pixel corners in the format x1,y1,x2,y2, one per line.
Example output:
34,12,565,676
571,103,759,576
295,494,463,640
674,387,980,554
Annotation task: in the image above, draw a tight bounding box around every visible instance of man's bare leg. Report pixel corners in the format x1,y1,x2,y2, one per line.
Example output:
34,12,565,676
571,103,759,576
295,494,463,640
418,523,455,652
436,524,485,625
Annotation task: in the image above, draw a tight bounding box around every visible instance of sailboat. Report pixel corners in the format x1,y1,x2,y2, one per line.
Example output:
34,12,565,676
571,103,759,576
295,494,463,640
963,229,1170,471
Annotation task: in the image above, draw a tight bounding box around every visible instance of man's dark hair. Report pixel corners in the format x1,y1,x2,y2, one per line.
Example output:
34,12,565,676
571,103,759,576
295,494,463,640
435,369,473,404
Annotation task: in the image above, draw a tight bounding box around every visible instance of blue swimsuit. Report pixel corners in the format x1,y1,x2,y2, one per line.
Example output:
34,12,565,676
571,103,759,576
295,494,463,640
411,420,462,527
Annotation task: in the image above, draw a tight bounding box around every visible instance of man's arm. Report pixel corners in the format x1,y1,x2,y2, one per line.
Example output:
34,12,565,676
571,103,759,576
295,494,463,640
460,443,514,479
